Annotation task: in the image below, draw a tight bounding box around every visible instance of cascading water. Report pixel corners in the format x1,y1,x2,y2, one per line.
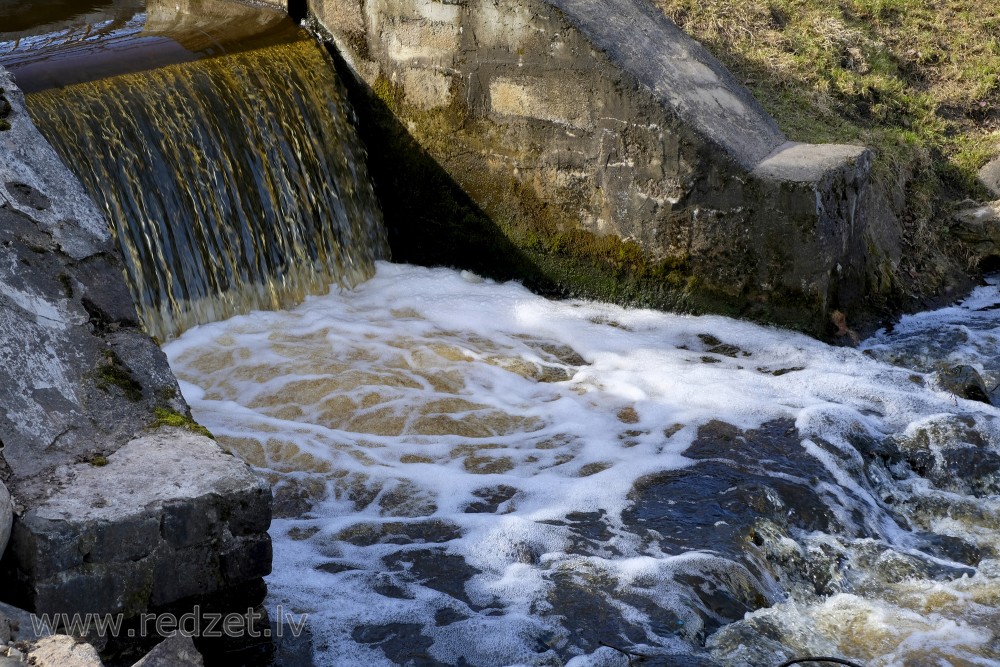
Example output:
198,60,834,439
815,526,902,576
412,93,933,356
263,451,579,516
6,2,1000,665
13,4,386,340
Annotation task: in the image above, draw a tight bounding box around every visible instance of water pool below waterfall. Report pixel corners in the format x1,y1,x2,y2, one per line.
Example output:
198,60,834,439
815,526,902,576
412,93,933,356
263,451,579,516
164,263,1000,666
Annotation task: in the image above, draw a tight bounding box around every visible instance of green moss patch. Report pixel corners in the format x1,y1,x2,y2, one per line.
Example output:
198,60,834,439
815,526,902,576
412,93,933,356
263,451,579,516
95,350,143,402
152,407,215,439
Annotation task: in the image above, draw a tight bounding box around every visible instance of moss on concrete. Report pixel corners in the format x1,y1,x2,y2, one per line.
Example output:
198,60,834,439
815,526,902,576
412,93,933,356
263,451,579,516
152,407,214,439
342,58,836,333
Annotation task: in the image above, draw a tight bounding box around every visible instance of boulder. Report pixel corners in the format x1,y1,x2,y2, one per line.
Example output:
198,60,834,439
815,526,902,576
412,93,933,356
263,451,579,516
6,429,271,617
980,158,1000,198
131,633,204,667
935,364,992,404
28,635,103,667
952,200,1000,261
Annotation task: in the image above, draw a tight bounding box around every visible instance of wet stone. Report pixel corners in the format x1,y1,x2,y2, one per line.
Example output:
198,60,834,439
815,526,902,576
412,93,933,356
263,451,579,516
314,561,359,575
675,572,769,632
433,607,467,627
371,574,415,600
462,485,518,513
627,421,855,558
535,342,587,367
916,532,984,566
335,520,462,547
545,570,652,654
350,623,434,665
935,364,992,404
942,446,1000,492
383,549,480,607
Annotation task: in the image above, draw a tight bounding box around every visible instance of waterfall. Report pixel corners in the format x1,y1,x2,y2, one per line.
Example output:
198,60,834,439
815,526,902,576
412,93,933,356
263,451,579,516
24,34,387,340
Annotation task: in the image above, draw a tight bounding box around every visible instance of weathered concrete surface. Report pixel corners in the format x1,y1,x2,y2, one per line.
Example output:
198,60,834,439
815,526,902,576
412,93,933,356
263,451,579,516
310,0,902,334
0,66,272,629
0,481,10,558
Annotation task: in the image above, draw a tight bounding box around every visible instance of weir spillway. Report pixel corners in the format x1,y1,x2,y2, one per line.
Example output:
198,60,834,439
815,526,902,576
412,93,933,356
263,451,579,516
6,0,387,340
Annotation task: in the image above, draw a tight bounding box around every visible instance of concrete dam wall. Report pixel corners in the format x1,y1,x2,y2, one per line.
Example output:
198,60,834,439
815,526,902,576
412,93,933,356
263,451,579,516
309,0,903,335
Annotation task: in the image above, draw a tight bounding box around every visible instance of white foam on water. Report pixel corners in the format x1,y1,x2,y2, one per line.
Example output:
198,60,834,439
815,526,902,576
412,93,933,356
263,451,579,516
164,263,1000,665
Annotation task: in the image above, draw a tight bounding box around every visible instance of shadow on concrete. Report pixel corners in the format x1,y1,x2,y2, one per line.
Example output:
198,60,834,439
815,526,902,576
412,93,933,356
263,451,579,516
324,44,564,297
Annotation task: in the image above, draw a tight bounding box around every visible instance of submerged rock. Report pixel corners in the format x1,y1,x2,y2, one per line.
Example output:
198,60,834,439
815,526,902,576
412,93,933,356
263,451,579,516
889,414,1000,496
130,634,203,667
935,364,992,404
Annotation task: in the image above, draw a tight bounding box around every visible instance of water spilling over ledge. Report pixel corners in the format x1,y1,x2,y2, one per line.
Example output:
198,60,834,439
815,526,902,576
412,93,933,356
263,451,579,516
11,2,387,341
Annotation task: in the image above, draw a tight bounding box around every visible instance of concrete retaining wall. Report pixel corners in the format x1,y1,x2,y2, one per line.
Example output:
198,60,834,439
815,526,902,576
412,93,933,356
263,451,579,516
309,0,902,334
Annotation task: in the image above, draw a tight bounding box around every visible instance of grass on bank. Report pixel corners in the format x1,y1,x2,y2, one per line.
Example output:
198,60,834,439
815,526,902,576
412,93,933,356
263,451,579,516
657,0,1000,274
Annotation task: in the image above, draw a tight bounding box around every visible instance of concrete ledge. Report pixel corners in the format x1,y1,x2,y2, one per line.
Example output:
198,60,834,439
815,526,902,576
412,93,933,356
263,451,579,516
546,0,785,170
751,142,869,183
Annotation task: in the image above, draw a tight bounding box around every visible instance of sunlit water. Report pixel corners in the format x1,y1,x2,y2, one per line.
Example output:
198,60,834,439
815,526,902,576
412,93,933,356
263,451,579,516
164,264,1000,666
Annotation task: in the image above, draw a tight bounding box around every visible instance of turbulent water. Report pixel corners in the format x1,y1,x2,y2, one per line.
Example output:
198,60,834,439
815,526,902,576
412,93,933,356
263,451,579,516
25,36,386,340
164,263,1000,667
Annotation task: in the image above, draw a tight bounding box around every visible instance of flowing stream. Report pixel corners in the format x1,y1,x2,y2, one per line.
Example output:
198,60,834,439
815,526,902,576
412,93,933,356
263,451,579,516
165,265,1000,667
6,1,1000,664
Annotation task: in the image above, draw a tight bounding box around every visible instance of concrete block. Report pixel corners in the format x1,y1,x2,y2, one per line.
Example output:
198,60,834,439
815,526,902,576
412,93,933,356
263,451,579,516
402,68,453,109
489,75,595,129
751,141,869,183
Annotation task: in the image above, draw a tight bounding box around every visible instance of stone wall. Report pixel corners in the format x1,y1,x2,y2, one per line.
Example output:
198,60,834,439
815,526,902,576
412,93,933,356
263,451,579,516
308,0,902,334
0,67,272,639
